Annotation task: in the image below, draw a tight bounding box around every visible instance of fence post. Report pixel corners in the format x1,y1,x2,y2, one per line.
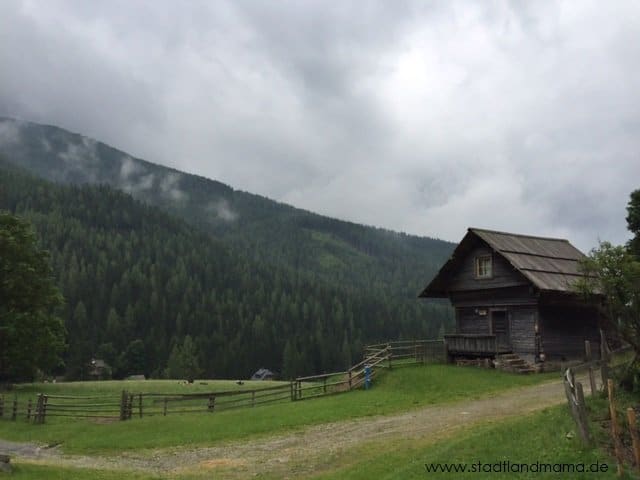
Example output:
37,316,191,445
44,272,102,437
588,366,597,396
584,341,597,395
128,393,134,420
138,393,143,418
251,390,255,407
627,407,640,474
584,340,592,362
208,395,215,412
297,380,301,400
600,329,611,363
563,369,591,446
601,363,611,388
348,370,352,390
387,344,392,369
42,395,48,423
575,382,592,445
119,390,127,421
608,379,624,477
163,397,168,416
33,394,42,424
0,394,3,418
323,377,327,394
11,396,17,421
26,398,32,421
290,381,295,401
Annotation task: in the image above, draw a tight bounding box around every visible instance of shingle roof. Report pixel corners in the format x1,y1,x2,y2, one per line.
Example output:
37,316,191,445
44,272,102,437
420,228,590,297
471,228,586,292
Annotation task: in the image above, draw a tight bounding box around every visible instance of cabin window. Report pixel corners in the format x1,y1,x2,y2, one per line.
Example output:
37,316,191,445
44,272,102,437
475,255,492,278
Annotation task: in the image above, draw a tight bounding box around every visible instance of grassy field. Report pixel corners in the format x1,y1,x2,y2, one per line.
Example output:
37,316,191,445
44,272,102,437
1,365,629,479
0,365,556,454
2,378,293,420
3,378,290,398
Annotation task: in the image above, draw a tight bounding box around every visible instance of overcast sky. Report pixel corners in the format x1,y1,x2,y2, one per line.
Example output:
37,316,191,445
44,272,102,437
1,0,639,250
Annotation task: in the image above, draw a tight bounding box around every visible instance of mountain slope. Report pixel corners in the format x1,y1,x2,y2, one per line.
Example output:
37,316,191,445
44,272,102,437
0,117,453,304
0,162,452,379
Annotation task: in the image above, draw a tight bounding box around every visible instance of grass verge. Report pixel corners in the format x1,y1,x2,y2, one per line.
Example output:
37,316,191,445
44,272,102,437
309,405,623,479
3,462,158,480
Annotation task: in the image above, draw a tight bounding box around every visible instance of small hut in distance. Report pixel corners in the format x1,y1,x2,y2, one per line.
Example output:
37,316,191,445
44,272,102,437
251,368,275,381
420,228,602,372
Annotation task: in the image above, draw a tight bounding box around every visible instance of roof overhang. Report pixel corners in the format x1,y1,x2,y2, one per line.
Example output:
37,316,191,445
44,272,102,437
419,230,482,298
419,227,599,299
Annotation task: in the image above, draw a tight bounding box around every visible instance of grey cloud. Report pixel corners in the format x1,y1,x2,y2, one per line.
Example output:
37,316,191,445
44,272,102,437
0,120,21,146
119,156,155,193
57,137,101,182
160,173,186,201
1,0,639,251
59,137,98,166
210,199,238,222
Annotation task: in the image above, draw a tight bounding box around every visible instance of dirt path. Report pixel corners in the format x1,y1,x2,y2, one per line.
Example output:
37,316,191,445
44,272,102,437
0,376,580,478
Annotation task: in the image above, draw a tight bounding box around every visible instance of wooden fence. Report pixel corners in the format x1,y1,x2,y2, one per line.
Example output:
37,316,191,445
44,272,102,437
565,363,640,477
131,383,292,418
292,345,390,401
0,383,293,424
292,340,445,401
0,395,33,422
563,342,640,477
364,339,446,366
563,367,592,445
0,338,445,423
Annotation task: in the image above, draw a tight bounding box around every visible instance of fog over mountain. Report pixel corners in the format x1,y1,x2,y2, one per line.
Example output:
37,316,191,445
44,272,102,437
1,1,640,250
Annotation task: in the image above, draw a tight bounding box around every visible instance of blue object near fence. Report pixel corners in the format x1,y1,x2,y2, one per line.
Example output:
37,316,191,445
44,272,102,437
364,365,371,390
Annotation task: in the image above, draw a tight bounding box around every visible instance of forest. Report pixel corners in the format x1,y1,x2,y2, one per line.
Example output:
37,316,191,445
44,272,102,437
0,161,452,380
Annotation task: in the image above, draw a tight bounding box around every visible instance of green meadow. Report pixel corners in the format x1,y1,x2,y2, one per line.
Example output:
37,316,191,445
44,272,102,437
0,365,555,454
2,365,624,479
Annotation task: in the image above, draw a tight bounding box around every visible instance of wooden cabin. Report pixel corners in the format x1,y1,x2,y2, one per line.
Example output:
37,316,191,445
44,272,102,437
420,228,602,371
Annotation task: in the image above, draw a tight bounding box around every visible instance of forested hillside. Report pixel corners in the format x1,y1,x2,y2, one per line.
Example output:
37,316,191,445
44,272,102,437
0,117,453,307
0,162,452,379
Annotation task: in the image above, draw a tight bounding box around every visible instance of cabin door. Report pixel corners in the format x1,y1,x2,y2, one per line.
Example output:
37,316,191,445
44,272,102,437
491,310,511,351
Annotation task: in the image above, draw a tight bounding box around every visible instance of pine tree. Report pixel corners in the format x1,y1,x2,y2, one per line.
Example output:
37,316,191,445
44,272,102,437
166,335,202,381
0,212,64,381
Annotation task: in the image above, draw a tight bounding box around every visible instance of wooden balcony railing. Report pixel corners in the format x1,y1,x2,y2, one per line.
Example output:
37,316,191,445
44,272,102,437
444,334,510,355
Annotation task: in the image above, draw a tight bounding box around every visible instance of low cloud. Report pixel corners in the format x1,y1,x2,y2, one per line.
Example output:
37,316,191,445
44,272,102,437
57,137,100,182
58,137,98,165
41,137,52,152
0,119,21,146
119,156,143,180
119,156,155,193
160,172,186,201
209,199,238,222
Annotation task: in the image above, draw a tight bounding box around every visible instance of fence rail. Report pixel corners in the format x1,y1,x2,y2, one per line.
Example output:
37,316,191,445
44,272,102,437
292,339,446,401
0,383,294,424
364,339,446,365
1,338,445,423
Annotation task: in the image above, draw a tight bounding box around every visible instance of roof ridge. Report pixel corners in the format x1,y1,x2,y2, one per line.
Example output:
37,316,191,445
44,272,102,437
469,227,571,243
